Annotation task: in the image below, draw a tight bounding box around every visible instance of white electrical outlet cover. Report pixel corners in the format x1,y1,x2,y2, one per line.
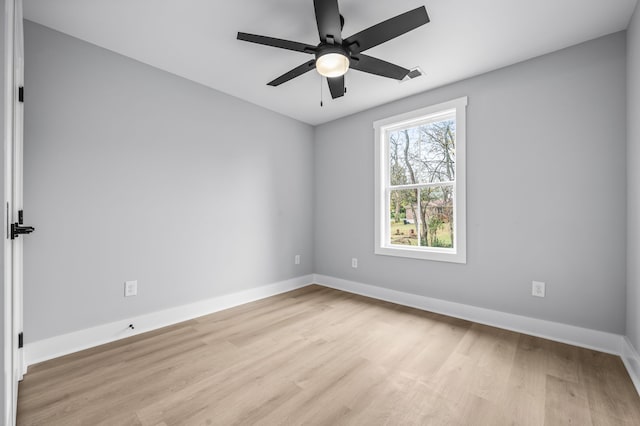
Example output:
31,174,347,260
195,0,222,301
125,280,138,297
532,281,545,298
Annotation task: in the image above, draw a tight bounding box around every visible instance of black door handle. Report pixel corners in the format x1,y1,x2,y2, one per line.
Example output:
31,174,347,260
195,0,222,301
11,223,35,239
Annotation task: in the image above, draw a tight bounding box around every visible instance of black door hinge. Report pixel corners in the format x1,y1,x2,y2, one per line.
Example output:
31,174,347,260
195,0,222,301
18,332,23,349
18,86,24,103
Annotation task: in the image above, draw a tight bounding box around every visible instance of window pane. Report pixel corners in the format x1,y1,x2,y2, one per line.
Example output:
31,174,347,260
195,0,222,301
389,189,419,246
388,119,456,185
418,185,454,248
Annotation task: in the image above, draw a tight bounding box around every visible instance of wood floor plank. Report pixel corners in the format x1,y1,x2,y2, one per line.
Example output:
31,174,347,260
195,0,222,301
578,348,640,423
544,375,593,425
452,323,520,403
16,286,640,425
500,334,549,426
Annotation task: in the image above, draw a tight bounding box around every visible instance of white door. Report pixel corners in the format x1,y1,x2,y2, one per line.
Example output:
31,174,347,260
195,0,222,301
3,0,27,424
11,0,25,384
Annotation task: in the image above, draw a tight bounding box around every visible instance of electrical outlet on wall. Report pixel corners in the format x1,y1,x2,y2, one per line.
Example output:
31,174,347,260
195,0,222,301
532,281,545,298
295,254,301,265
125,280,138,297
352,258,358,268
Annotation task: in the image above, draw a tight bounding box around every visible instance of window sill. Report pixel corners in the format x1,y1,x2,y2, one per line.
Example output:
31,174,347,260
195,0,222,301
375,245,466,264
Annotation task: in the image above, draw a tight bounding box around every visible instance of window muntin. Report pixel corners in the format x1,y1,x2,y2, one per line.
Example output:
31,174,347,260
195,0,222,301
374,97,467,263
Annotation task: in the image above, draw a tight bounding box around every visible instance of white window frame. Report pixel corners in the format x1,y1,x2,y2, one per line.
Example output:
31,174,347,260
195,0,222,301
374,97,467,263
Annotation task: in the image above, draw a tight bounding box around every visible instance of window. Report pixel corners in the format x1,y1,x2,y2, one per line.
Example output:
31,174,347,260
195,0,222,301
374,97,467,263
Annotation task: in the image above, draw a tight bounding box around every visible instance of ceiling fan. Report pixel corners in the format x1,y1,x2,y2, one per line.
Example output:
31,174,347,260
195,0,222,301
237,0,430,100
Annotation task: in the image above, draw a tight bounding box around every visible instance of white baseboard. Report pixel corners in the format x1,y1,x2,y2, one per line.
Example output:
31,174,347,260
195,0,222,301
622,337,640,396
313,274,625,356
25,275,314,366
25,273,639,398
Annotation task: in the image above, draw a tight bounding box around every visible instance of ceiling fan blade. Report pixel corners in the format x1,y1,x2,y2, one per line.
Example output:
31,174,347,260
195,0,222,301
268,60,317,86
327,75,345,99
237,32,316,54
350,54,409,80
344,6,429,54
313,0,343,44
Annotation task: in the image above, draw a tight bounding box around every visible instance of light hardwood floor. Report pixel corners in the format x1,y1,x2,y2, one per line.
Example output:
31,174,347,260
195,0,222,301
17,285,640,425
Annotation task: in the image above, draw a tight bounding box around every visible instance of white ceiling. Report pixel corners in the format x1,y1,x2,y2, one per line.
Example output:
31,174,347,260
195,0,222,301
24,0,638,125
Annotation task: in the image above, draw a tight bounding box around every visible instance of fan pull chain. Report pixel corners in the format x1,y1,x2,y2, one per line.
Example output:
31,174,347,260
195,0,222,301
320,76,324,107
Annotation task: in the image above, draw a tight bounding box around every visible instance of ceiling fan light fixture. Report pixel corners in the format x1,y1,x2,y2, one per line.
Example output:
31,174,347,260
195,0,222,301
237,2,430,100
315,52,350,77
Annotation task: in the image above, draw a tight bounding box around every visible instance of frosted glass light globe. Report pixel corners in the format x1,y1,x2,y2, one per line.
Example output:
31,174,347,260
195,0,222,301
316,53,349,77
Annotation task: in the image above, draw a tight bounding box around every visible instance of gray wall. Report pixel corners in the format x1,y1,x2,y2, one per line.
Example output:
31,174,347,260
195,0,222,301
23,21,315,342
628,4,640,350
314,32,627,334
